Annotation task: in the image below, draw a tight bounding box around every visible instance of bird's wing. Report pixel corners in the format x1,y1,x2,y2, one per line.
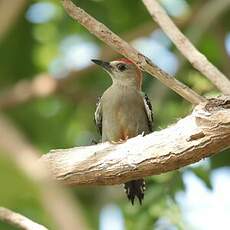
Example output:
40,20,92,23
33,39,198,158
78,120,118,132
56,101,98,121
94,97,102,136
142,93,154,132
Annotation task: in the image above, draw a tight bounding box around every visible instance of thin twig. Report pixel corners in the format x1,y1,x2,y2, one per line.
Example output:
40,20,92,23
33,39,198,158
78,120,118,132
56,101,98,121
142,0,230,95
41,97,230,186
62,0,206,105
0,207,48,230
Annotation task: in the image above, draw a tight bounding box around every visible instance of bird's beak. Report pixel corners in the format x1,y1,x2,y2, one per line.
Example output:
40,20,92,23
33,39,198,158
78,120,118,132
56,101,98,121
91,59,112,72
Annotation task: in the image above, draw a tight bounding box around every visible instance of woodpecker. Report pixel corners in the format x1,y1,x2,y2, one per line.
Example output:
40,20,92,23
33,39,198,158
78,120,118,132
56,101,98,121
92,58,153,205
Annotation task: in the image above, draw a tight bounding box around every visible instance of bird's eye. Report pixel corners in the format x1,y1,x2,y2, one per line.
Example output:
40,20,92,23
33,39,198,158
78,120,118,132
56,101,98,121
117,63,127,71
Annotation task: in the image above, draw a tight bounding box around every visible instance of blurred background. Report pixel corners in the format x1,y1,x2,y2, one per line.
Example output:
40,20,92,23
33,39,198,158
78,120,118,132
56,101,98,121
0,0,229,229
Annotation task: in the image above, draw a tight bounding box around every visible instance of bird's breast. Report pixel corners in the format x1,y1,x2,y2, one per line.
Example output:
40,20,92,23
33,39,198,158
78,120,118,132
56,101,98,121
101,86,149,142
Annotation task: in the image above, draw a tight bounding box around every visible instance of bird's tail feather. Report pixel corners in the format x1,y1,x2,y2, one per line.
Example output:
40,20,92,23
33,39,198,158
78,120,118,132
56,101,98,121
124,179,145,205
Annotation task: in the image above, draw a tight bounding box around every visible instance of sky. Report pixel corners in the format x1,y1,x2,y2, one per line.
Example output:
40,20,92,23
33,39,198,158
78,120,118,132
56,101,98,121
177,168,230,230
99,167,230,230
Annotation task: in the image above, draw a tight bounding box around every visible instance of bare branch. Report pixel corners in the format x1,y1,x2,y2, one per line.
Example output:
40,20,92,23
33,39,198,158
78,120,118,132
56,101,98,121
2,1,227,109
62,0,206,105
142,0,230,95
0,115,89,230
0,22,155,110
0,74,58,110
0,10,198,110
0,0,27,41
41,97,230,186
0,207,48,230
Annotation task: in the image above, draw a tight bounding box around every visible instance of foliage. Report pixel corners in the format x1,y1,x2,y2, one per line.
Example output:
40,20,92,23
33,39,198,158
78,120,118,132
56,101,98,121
0,0,229,229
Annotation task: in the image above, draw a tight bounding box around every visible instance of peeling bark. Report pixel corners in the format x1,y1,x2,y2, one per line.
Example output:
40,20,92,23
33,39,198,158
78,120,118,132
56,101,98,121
41,97,230,186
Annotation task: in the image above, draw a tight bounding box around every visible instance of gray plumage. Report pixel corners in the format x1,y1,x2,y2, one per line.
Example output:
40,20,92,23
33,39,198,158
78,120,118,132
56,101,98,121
93,58,153,204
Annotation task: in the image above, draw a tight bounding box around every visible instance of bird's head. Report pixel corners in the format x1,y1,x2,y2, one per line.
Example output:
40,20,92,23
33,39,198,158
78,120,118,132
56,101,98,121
92,58,142,90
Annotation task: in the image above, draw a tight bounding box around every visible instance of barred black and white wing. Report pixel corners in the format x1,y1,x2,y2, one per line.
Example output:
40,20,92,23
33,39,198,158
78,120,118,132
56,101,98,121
142,93,154,132
94,97,102,136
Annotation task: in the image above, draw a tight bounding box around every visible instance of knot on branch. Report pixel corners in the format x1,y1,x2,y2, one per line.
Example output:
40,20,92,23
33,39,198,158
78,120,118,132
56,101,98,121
205,97,230,111
193,96,230,137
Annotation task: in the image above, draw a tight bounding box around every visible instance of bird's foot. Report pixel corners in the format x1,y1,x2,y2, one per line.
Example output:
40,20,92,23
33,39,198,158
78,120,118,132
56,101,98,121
91,139,101,144
111,140,124,144
111,136,129,144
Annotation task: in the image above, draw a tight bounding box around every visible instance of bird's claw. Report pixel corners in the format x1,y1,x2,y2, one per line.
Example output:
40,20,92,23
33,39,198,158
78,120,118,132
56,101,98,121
111,136,129,144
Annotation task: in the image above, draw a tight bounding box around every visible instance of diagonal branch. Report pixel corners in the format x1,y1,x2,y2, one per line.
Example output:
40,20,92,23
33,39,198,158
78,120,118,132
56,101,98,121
0,115,89,230
0,7,199,110
62,0,206,105
0,20,157,110
0,0,27,42
0,74,58,110
1,1,227,110
40,97,230,186
142,0,230,95
0,207,48,230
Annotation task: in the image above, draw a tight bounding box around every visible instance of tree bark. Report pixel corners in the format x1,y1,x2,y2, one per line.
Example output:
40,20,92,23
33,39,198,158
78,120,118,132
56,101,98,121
41,97,230,186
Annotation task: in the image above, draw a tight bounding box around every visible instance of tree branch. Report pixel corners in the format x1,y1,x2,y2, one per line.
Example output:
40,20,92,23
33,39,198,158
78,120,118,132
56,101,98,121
0,207,48,230
0,74,58,109
0,0,27,42
62,0,205,105
41,97,230,186
0,19,157,110
0,7,199,110
142,0,230,95
0,115,89,230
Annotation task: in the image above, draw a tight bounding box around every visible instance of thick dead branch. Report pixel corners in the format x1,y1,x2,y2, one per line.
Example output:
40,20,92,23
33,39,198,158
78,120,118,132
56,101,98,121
0,207,48,230
41,97,230,186
62,0,205,105
142,0,230,95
